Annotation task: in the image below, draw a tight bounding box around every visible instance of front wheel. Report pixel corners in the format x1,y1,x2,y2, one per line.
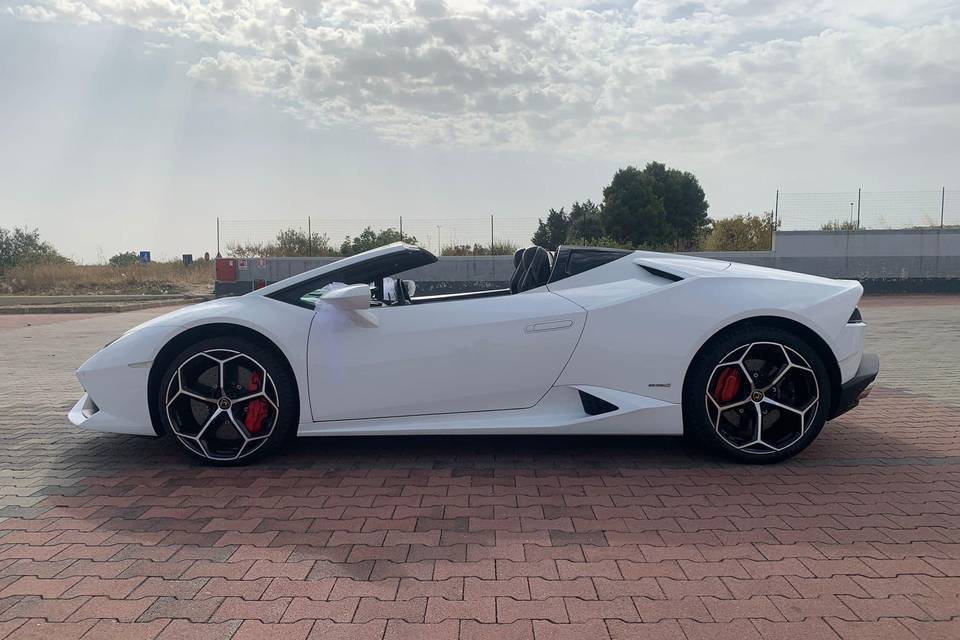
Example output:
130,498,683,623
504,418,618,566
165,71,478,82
683,326,833,464
157,337,297,465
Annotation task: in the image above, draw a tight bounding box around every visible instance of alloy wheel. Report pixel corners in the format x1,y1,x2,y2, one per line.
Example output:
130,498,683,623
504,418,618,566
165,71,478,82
705,341,820,454
165,349,280,461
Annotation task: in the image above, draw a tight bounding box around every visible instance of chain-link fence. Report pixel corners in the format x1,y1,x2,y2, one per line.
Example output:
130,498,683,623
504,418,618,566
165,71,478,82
217,216,540,256
776,189,958,230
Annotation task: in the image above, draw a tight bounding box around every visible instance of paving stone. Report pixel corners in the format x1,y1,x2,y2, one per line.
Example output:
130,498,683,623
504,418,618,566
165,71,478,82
1,298,960,638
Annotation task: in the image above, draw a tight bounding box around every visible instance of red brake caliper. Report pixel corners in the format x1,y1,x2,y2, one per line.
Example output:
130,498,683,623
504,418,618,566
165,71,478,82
244,372,269,434
714,367,742,404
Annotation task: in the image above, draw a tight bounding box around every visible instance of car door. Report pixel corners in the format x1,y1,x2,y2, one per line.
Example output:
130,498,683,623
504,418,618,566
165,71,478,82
307,289,586,421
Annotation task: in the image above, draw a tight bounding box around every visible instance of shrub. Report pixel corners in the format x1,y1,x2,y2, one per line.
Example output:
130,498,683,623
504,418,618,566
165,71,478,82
108,251,140,267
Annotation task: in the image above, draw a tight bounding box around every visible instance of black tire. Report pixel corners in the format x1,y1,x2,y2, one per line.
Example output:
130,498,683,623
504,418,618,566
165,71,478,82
157,336,298,465
683,326,833,464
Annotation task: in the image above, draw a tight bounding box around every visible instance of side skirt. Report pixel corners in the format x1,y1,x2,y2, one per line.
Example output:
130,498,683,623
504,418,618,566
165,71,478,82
297,385,683,437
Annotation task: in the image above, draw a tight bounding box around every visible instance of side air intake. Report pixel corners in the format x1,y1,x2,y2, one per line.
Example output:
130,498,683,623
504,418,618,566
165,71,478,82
578,390,619,416
638,264,684,282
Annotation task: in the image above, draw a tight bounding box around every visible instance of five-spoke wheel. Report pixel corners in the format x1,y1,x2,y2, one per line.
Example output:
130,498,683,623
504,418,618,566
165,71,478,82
158,337,296,464
684,327,831,463
706,342,820,454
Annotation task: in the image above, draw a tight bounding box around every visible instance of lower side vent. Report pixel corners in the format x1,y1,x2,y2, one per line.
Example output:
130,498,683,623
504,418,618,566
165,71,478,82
578,390,618,416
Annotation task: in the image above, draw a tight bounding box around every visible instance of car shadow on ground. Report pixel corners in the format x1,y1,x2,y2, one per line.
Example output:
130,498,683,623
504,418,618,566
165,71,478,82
50,386,944,471
58,424,934,473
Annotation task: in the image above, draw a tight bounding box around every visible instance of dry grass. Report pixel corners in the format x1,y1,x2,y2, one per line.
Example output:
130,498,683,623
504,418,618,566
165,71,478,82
0,261,214,295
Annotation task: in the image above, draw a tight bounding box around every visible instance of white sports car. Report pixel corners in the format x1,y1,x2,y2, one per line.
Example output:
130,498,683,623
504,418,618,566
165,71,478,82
70,243,878,465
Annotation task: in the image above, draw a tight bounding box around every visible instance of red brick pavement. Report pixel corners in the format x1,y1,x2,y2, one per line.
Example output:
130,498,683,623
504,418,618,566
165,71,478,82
0,301,958,638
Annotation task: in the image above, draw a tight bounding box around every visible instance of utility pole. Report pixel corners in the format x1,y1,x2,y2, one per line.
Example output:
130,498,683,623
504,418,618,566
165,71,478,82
216,217,220,257
436,225,441,254
307,216,312,255
399,216,403,238
490,214,494,254
942,187,946,229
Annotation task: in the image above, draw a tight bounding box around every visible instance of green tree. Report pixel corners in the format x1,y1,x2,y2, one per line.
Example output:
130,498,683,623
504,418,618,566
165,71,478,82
600,162,709,250
108,251,139,267
274,228,335,256
531,208,569,251
564,234,634,250
226,228,335,257
567,200,604,242
339,227,417,256
0,227,70,268
703,212,779,251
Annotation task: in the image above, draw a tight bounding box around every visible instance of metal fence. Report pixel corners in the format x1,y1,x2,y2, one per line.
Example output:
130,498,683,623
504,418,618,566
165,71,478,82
217,216,541,256
217,188,960,256
776,188,959,231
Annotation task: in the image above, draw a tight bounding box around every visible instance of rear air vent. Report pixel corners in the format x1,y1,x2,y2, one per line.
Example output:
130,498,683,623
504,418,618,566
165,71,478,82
579,390,619,416
848,307,863,323
638,265,684,282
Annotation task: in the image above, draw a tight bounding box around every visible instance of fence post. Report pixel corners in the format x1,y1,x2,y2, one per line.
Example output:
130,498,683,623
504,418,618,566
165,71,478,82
490,214,494,254
856,188,861,230
772,190,779,251
942,187,946,230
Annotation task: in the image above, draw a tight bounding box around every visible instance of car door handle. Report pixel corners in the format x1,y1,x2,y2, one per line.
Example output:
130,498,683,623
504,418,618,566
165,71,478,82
525,319,574,333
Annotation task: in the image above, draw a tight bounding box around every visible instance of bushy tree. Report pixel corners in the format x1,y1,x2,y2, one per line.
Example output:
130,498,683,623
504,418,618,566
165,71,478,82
227,228,335,257
565,234,635,250
568,200,604,242
275,229,335,256
703,212,778,251
339,227,417,256
108,251,139,267
600,162,709,250
0,227,70,268
531,208,569,251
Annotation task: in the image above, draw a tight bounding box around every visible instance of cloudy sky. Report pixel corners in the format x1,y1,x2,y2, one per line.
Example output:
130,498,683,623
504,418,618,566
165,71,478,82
1,0,958,261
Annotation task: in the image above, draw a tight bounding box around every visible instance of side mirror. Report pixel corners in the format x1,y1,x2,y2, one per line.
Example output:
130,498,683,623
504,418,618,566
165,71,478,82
320,284,371,311
316,284,378,328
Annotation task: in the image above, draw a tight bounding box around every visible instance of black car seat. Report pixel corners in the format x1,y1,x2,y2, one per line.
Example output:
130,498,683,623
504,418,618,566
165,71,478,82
509,248,526,293
510,246,553,294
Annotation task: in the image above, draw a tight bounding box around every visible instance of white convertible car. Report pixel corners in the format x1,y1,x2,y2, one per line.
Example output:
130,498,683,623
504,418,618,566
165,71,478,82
70,243,878,465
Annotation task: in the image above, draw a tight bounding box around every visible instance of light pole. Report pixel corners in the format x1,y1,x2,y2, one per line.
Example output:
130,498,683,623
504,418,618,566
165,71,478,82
849,203,854,226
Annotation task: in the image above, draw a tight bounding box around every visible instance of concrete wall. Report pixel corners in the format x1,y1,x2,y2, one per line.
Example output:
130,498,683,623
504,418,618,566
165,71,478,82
217,229,960,296
694,229,960,283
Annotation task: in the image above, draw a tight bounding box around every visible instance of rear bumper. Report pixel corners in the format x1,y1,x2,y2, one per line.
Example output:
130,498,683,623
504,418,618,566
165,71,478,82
830,352,879,419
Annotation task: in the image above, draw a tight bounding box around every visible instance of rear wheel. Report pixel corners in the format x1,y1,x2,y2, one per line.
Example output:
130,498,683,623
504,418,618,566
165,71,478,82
683,326,832,463
157,337,297,465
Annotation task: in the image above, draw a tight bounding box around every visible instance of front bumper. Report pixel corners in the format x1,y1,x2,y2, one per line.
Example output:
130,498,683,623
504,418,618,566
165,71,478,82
830,352,879,419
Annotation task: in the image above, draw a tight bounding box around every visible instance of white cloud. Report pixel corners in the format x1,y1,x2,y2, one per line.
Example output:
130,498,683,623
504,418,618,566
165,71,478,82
8,0,960,154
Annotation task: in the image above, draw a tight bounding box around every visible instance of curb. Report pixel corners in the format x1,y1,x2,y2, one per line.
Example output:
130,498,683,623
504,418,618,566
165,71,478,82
0,298,208,314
